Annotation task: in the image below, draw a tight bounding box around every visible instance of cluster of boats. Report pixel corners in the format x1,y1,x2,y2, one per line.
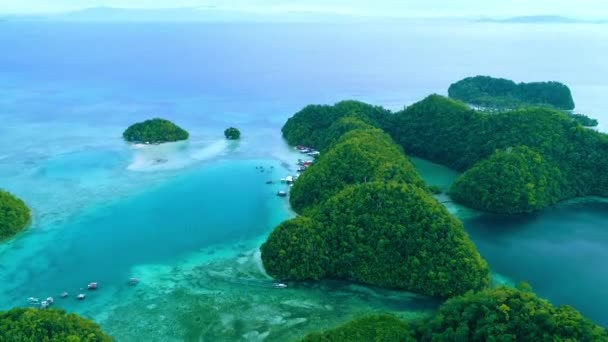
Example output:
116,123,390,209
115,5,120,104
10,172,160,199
296,145,320,157
27,278,139,309
274,147,320,197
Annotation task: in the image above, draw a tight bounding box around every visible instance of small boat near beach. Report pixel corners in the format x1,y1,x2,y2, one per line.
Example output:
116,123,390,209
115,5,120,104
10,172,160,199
40,300,49,309
27,297,39,304
273,283,288,289
60,292,69,298
87,282,98,290
129,278,139,286
277,191,287,197
77,293,86,300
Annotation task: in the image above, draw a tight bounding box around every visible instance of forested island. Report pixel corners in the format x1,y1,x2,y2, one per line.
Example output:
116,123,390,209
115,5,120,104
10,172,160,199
448,75,575,110
123,118,189,144
304,286,608,341
267,80,608,339
448,75,598,127
0,190,31,241
264,124,490,297
224,127,241,140
0,308,111,341
387,94,608,214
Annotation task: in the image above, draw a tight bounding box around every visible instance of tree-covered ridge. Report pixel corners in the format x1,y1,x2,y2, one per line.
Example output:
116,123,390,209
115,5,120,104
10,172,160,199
302,314,415,342
0,190,31,241
387,94,608,213
0,308,112,341
448,75,575,110
123,118,189,144
417,287,608,341
450,146,566,214
281,100,391,151
289,128,426,214
262,182,490,298
302,287,608,342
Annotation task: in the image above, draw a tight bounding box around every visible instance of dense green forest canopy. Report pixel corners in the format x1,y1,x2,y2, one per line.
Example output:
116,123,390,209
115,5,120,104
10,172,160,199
289,128,425,214
448,75,575,110
123,118,189,144
302,314,415,342
450,146,567,214
387,94,608,213
281,100,391,151
0,190,31,241
224,127,241,140
0,308,112,341
417,287,608,341
571,113,599,127
262,182,490,298
303,287,608,341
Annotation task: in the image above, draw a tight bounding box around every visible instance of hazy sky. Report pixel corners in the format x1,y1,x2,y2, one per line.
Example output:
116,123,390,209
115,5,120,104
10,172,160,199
1,0,607,18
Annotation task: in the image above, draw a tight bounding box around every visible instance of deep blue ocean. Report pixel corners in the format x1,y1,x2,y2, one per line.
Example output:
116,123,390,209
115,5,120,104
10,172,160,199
0,20,607,340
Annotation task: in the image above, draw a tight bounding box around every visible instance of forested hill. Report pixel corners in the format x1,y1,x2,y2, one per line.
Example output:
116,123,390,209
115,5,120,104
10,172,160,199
262,128,489,297
448,75,575,110
280,93,608,214
386,94,608,213
303,287,608,341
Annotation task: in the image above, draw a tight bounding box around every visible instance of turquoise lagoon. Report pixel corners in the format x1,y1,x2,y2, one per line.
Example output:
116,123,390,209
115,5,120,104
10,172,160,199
0,21,607,340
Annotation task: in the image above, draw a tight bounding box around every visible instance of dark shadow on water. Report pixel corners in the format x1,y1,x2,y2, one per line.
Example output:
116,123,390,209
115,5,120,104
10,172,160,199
463,200,608,328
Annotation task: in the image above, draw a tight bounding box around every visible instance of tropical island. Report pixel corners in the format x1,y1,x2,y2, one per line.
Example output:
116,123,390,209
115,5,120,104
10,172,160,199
448,75,598,127
224,127,241,140
263,80,608,339
448,75,576,110
122,118,189,144
0,308,111,341
304,286,608,341
0,190,31,241
387,94,608,214
263,125,490,297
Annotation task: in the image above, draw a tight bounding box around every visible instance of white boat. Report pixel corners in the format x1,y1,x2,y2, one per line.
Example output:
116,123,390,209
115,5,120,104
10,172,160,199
27,297,39,304
129,278,139,286
40,301,49,309
77,293,86,300
277,191,287,197
46,297,54,305
60,292,68,298
273,283,288,289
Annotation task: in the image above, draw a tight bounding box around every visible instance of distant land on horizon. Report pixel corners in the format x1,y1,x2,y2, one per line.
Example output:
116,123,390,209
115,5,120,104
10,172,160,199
476,15,608,24
1,7,606,24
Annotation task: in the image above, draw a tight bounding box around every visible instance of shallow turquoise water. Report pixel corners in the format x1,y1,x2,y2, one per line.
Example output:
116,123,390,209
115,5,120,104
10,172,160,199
0,20,607,340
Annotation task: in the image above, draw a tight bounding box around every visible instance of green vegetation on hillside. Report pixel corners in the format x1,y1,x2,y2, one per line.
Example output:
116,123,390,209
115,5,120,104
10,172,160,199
262,181,489,297
448,75,575,110
289,129,426,214
416,287,608,341
123,118,189,144
303,287,608,342
571,113,599,127
0,190,31,241
450,146,566,214
0,308,112,341
303,314,415,342
282,100,390,151
387,94,608,213
224,127,241,140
